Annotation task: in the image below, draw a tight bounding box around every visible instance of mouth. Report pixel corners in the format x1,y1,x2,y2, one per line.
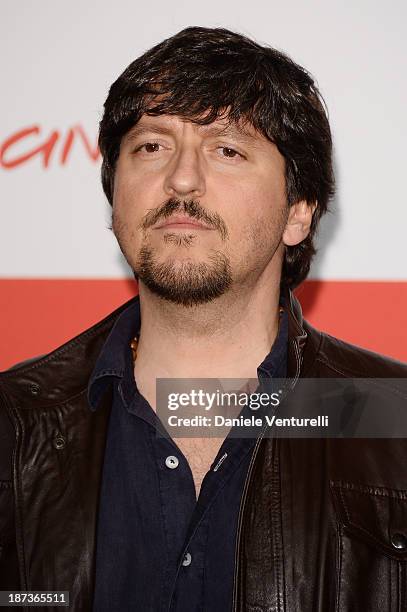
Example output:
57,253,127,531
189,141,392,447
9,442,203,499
153,215,214,231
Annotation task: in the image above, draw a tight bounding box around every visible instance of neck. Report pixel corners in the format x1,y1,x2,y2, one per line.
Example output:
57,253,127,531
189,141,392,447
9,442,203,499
134,263,283,394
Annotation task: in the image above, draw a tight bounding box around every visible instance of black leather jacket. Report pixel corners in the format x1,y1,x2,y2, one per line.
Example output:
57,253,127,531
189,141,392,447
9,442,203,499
0,290,406,611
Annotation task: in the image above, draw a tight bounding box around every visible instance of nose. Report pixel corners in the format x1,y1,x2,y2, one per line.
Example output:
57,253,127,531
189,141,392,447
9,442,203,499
163,145,206,199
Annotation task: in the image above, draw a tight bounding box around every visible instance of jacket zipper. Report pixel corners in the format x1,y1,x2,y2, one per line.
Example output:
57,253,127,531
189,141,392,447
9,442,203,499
231,336,303,611
231,420,270,611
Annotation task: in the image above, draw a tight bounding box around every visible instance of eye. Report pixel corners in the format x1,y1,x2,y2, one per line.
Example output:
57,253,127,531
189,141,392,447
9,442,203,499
135,142,162,153
218,146,243,159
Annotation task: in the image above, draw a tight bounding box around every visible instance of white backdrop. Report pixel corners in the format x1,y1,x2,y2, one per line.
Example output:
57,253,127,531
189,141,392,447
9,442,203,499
1,0,406,280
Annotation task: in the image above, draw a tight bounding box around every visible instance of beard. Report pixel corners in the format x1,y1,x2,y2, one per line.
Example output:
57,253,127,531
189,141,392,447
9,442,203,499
113,197,233,307
135,244,232,307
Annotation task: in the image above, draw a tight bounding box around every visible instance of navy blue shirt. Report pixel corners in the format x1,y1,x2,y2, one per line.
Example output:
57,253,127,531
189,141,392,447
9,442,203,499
89,297,287,612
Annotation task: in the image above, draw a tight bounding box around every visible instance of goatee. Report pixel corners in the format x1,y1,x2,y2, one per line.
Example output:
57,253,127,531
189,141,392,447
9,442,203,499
136,245,232,307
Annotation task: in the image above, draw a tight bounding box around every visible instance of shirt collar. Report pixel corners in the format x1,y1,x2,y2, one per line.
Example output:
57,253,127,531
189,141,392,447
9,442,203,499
257,299,287,379
88,297,141,410
88,293,287,411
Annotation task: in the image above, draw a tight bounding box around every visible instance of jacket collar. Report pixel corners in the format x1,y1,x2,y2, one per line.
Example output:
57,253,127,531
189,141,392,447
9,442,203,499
284,288,308,381
0,298,134,408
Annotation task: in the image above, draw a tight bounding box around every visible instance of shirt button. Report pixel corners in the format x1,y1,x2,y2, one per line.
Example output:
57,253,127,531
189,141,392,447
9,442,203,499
391,532,407,550
165,455,179,469
53,435,66,450
182,552,192,566
29,383,41,396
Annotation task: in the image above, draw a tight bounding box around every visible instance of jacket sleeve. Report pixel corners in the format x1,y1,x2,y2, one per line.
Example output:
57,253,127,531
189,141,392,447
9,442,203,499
0,400,20,590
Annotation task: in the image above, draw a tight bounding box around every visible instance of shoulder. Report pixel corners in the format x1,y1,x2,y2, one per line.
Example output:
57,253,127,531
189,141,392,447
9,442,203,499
303,319,407,379
0,296,138,378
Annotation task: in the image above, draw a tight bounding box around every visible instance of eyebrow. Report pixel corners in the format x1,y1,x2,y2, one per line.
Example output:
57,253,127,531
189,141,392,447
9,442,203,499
123,124,174,145
123,120,257,145
199,123,257,143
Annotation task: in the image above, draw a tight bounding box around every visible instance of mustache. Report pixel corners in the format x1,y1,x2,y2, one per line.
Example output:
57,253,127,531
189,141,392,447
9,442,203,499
140,199,229,240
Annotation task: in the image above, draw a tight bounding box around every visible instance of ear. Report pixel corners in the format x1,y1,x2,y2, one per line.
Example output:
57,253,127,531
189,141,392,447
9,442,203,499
283,200,317,247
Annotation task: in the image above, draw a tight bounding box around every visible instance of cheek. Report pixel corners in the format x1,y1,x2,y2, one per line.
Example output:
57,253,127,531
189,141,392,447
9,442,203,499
113,164,141,216
224,177,287,243
112,163,158,235
111,174,143,251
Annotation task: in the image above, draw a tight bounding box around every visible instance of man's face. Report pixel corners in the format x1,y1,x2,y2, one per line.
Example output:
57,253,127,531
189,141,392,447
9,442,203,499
112,113,289,306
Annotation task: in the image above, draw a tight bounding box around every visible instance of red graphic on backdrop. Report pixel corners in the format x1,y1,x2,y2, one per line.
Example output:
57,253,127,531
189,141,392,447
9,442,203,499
0,125,100,169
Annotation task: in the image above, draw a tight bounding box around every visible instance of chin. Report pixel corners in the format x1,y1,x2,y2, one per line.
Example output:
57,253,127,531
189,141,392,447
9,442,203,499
135,245,233,307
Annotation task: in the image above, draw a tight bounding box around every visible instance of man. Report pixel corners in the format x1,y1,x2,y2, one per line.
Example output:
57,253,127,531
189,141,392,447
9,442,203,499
0,26,406,612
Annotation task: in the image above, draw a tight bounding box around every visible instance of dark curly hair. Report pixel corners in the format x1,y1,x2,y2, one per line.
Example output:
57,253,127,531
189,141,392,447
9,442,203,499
99,26,335,289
